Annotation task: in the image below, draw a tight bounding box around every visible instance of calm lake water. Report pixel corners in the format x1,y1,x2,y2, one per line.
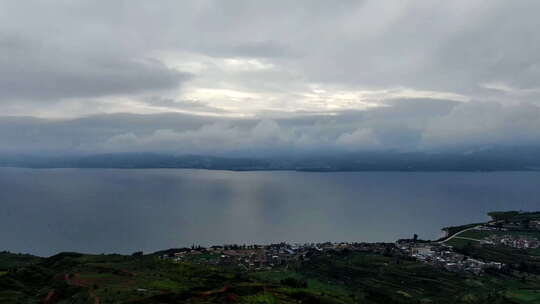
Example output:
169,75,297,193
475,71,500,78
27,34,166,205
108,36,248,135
1,168,539,256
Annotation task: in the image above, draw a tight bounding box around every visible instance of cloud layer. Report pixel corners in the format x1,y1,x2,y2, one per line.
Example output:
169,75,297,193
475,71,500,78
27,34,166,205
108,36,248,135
2,1,540,116
2,99,540,156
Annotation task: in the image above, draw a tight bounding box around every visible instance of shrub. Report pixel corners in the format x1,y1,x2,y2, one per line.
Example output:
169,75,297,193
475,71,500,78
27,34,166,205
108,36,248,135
280,277,308,288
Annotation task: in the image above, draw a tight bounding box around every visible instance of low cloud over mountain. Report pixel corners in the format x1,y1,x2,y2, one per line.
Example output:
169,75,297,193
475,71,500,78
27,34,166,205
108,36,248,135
2,99,540,157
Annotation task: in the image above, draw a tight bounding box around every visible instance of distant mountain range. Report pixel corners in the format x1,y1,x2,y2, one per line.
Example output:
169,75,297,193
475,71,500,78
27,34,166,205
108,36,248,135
1,147,540,171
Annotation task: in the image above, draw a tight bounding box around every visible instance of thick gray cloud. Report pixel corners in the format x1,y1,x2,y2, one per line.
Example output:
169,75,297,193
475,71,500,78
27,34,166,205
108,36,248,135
1,1,540,153
0,33,190,101
2,1,540,104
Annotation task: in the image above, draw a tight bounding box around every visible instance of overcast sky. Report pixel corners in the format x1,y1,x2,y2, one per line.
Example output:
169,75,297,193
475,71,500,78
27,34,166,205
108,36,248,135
2,1,540,155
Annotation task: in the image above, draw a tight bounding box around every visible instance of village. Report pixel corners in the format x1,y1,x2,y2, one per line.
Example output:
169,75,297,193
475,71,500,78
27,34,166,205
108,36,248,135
160,242,395,270
396,241,504,275
158,238,506,275
157,216,540,276
484,234,540,249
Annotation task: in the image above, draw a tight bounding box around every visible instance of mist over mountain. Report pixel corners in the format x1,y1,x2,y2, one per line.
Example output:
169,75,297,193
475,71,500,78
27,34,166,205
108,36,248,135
3,146,540,171
2,98,540,166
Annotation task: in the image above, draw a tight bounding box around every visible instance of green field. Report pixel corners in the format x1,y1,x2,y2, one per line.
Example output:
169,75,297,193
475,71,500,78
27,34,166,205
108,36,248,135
506,289,540,303
459,230,494,239
445,237,481,249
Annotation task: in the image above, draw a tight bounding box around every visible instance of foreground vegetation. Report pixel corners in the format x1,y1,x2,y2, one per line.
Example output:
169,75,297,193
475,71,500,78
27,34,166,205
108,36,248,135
1,249,540,303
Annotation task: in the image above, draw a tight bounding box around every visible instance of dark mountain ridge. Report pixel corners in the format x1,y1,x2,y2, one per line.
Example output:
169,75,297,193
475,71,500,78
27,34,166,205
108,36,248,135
1,146,540,171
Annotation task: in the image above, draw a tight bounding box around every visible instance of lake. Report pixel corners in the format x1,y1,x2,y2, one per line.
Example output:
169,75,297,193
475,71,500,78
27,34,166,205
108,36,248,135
1,168,539,256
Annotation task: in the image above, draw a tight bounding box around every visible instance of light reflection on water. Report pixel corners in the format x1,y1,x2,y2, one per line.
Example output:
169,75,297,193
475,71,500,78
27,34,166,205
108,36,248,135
1,168,538,256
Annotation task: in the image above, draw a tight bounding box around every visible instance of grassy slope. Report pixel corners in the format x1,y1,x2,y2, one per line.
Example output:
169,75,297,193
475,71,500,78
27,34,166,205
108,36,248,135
446,238,482,249
0,251,42,270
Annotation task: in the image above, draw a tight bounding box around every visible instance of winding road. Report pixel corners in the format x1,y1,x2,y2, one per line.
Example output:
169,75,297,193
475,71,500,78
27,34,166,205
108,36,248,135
437,225,483,244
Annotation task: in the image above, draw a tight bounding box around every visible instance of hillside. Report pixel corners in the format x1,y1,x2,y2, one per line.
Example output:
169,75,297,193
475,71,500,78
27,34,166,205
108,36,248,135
1,248,539,303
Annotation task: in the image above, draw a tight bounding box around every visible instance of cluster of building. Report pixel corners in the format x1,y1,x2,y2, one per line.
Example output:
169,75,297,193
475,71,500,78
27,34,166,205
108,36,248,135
468,223,540,249
159,238,510,275
159,242,396,271
475,225,507,232
397,241,503,275
485,234,540,249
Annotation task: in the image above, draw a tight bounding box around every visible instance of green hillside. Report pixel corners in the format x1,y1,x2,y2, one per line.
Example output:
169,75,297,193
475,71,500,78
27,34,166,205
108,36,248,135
1,250,539,303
